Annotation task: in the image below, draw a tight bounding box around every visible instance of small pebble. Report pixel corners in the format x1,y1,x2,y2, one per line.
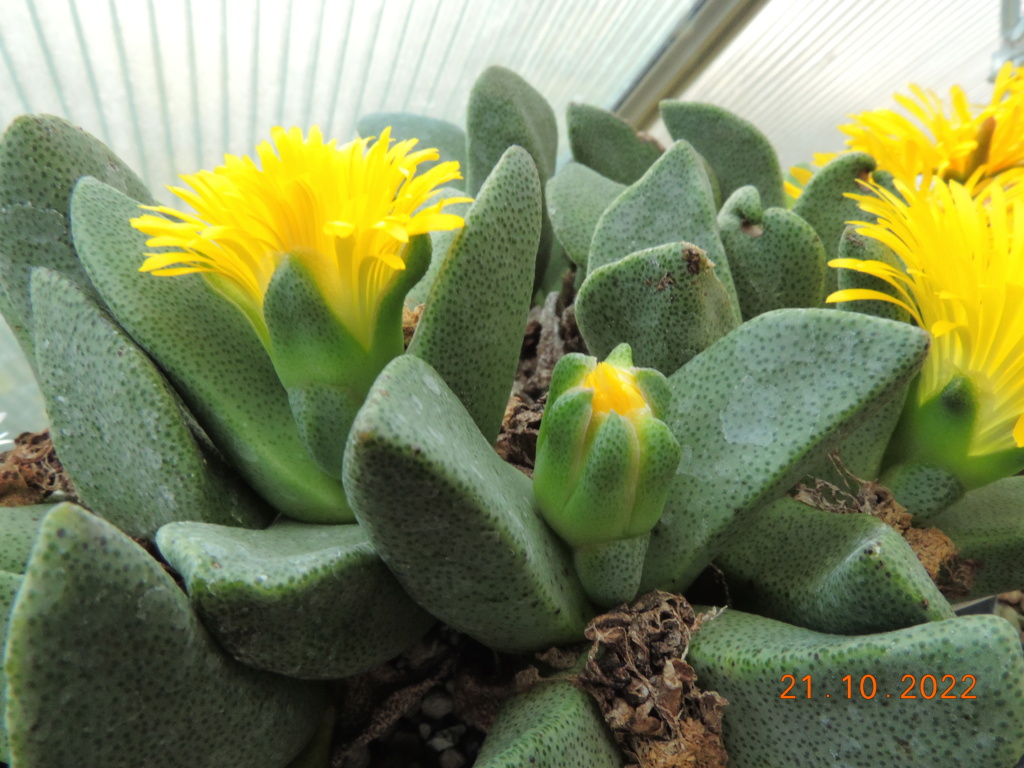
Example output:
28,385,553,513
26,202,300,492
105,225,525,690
418,723,431,739
427,732,457,752
421,691,455,719
439,748,467,768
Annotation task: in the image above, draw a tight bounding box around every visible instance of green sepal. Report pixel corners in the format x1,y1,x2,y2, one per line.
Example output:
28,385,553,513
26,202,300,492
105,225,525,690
553,411,637,547
408,146,540,444
716,496,955,634
928,476,1024,597
717,185,826,320
588,140,741,321
263,237,429,476
30,267,270,537
69,177,349,523
156,519,435,679
567,102,662,185
475,681,621,768
356,113,467,190
883,375,1024,491
629,414,682,536
634,367,672,420
545,352,595,406
791,152,876,298
641,309,930,593
573,533,649,608
660,100,785,209
4,503,327,768
546,162,625,271
834,224,911,321
0,115,153,363
576,241,737,375
689,610,1024,767
602,341,633,368
534,388,595,518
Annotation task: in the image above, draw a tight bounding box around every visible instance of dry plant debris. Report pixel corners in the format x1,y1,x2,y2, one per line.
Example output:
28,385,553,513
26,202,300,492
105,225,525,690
0,430,77,507
577,591,728,768
792,459,975,596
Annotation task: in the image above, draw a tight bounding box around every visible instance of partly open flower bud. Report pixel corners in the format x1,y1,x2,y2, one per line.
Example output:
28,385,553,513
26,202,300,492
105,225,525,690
533,343,680,549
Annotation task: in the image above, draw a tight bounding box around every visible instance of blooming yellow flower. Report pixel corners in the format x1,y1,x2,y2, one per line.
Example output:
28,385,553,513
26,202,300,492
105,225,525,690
783,152,841,203
827,178,1024,484
840,62,1024,198
131,126,470,349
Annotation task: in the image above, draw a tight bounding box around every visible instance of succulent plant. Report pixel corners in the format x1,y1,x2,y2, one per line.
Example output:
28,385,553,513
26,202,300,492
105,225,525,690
1,63,1023,768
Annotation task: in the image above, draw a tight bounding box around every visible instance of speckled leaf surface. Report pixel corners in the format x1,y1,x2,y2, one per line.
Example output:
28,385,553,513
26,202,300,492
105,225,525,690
0,115,152,359
407,147,540,444
357,112,467,189
475,681,622,768
660,101,785,210
567,103,662,185
344,354,593,653
588,140,740,321
156,519,435,679
0,505,50,573
880,462,966,522
546,162,624,270
4,503,327,768
717,497,954,634
791,152,877,297
69,177,349,523
718,186,826,321
466,66,556,283
928,477,1024,597
575,242,736,375
405,188,472,309
641,309,930,593
835,225,912,321
689,610,1024,768
0,570,22,763
31,268,268,538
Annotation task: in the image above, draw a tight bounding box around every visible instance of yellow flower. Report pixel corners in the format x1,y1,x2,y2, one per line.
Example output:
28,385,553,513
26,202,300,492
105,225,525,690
839,62,1024,198
827,179,1024,482
582,361,648,417
131,126,470,349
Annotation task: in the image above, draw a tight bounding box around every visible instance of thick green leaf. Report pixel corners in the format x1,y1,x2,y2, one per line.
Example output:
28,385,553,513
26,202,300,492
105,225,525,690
928,476,1024,597
717,497,954,633
880,462,966,522
575,241,736,375
834,224,911,322
357,112,467,189
405,188,473,309
69,177,349,523
344,354,593,653
791,152,876,298
690,610,1024,767
546,162,624,270
31,268,268,537
475,681,622,768
0,505,50,573
156,519,435,679
718,185,825,320
0,570,22,762
466,66,557,285
588,140,740,320
641,309,930,592
407,147,540,444
4,503,327,768
0,115,152,360
660,101,785,209
567,102,662,185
